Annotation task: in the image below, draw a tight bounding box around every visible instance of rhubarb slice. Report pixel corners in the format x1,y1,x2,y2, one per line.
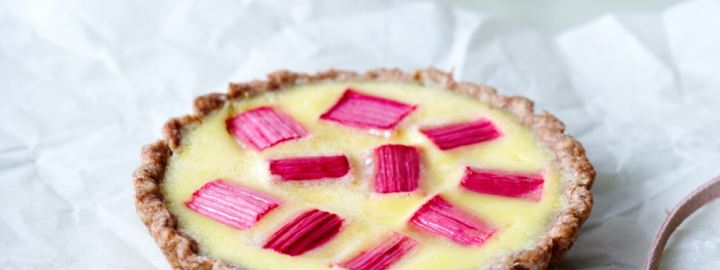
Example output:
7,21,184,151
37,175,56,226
185,180,282,230
409,195,495,246
340,233,417,270
419,118,501,150
320,89,416,130
269,155,350,181
373,144,420,193
460,167,544,201
226,106,307,150
263,209,344,256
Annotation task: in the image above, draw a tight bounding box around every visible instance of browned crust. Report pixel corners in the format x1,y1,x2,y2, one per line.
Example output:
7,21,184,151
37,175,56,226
134,68,595,270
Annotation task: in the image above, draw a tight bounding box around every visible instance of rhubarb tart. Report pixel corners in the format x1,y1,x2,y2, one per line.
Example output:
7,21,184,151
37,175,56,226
134,69,595,270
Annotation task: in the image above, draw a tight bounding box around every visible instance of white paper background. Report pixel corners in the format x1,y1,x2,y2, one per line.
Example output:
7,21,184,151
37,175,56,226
1,0,719,269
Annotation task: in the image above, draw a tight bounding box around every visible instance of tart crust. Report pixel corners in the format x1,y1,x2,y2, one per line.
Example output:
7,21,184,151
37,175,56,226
134,68,595,270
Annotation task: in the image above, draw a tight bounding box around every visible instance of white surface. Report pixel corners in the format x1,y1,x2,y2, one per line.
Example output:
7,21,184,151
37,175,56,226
1,0,719,269
446,0,683,33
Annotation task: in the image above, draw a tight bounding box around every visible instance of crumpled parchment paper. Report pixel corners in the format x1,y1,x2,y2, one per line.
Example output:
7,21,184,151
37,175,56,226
1,0,719,269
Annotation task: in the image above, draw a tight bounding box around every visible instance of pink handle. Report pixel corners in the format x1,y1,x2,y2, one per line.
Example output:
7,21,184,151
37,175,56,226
645,175,720,270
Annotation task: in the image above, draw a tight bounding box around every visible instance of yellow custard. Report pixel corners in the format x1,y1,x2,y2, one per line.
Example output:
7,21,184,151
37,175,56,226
162,81,563,270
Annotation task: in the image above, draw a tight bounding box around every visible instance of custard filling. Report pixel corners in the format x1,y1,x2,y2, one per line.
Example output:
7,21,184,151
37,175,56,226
163,81,562,270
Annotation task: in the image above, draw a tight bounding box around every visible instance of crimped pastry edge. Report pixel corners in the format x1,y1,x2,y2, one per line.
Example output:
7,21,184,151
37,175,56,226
133,68,595,270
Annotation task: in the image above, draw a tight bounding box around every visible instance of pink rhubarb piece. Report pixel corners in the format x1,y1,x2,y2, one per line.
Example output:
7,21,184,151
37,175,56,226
269,155,350,181
373,144,420,193
461,167,544,201
420,118,501,150
226,106,307,150
263,209,344,256
409,195,496,246
185,180,282,230
320,89,417,130
340,233,417,270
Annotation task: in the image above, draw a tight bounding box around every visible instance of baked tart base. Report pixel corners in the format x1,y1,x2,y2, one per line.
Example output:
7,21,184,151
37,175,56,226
134,69,594,270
